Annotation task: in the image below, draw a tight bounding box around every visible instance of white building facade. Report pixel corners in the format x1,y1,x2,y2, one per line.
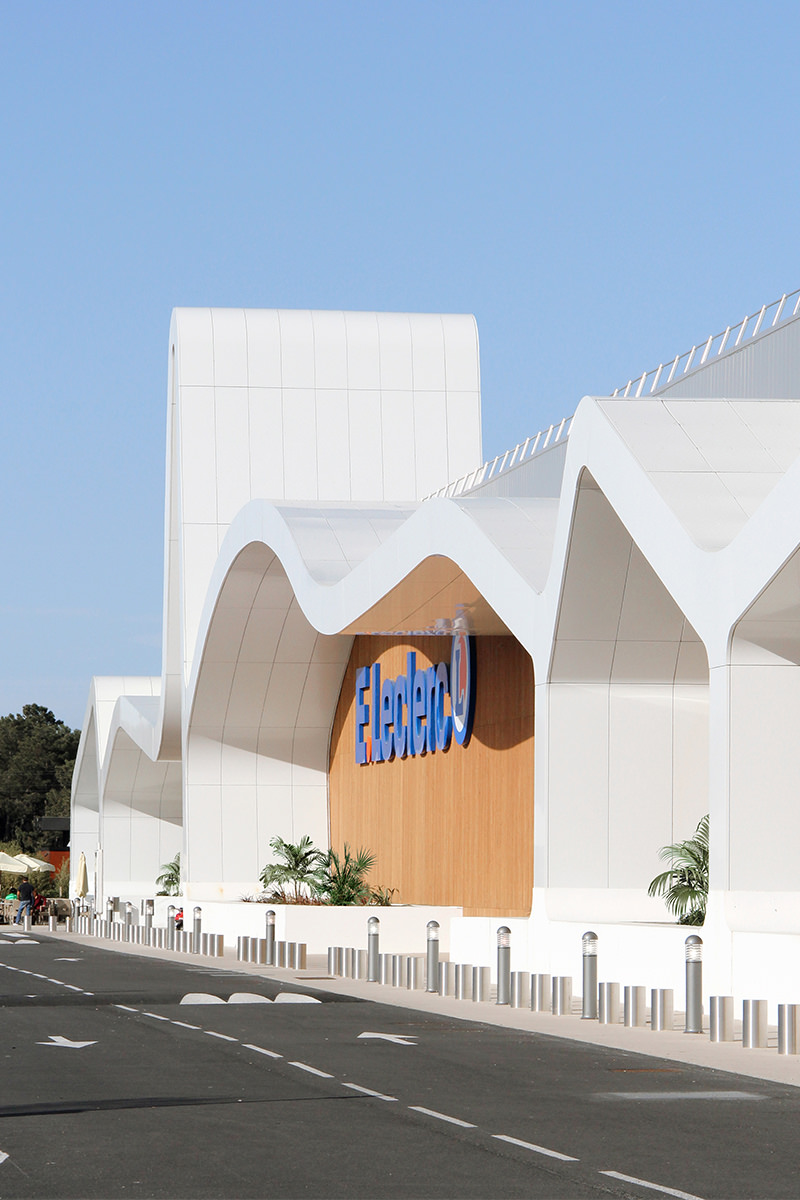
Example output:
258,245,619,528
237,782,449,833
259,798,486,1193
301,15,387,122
71,297,800,1009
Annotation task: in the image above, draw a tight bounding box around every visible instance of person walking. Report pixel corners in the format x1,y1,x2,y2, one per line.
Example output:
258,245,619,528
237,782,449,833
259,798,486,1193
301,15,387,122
15,877,33,924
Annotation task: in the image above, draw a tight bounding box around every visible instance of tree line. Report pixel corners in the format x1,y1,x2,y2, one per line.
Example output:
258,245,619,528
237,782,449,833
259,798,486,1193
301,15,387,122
0,704,80,851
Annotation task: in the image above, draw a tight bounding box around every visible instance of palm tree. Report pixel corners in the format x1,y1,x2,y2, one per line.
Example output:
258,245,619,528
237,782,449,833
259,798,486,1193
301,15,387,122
155,852,181,896
648,815,709,925
322,844,376,905
259,836,326,902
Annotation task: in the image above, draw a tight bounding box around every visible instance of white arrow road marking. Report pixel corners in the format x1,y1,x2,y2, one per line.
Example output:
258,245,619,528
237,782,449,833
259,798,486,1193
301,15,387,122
358,1032,418,1045
0,1150,8,1165
37,1036,97,1049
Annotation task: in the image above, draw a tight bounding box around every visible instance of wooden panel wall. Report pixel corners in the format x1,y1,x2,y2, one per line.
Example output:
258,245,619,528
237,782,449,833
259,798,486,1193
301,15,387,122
329,635,534,916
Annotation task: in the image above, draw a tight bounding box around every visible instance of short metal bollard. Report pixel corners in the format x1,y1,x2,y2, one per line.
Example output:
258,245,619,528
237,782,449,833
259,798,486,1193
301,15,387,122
439,961,457,996
742,999,768,1049
456,963,473,1001
334,946,345,976
624,986,646,1027
407,956,424,990
356,948,367,980
599,982,620,1024
288,943,298,969
380,954,391,985
651,988,674,1031
472,965,490,1002
48,915,58,933
496,926,511,1006
532,973,552,1012
167,905,176,950
552,976,573,1016
709,995,734,1042
327,946,336,975
192,907,202,954
367,916,380,983
345,947,356,978
426,920,440,993
684,935,703,1033
778,1004,799,1055
266,909,276,966
511,971,530,1009
582,931,598,1019
277,940,286,967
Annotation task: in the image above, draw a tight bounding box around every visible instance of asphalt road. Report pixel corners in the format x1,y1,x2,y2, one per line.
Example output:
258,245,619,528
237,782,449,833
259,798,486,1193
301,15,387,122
0,929,797,1199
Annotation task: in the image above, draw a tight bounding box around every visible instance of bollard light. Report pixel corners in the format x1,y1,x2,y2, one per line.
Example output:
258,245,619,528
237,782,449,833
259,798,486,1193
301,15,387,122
582,931,598,1020
167,903,176,950
496,926,511,1006
426,920,440,994
266,909,276,966
684,935,703,1033
367,916,380,983
193,906,202,954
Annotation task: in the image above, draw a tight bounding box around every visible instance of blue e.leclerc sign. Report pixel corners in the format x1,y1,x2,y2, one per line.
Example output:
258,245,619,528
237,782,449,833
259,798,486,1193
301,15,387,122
355,633,476,764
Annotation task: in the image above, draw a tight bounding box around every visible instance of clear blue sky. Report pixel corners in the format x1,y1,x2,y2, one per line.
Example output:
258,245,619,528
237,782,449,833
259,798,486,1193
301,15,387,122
2,0,800,729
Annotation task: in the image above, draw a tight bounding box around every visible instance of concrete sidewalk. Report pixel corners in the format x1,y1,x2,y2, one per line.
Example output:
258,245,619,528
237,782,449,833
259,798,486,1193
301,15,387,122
49,928,800,1089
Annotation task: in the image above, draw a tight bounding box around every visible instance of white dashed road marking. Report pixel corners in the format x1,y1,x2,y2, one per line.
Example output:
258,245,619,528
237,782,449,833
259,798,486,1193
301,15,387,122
205,1030,238,1042
493,1133,578,1162
342,1082,397,1101
289,1061,334,1078
243,1043,282,1058
600,1170,706,1200
409,1106,476,1128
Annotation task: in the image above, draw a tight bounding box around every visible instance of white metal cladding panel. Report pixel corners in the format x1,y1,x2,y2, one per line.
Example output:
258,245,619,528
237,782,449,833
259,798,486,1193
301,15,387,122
282,389,318,499
380,390,417,500
244,310,282,388
467,442,568,498
278,310,316,389
312,310,348,389
211,309,248,387
376,312,414,390
344,311,381,390
315,389,352,498
215,386,252,523
655,315,800,399
179,388,217,524
248,388,285,497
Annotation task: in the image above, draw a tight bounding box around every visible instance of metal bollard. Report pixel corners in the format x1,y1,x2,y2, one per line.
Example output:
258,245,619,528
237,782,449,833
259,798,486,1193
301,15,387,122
552,976,573,1016
288,943,297,970
345,947,356,978
266,910,276,966
742,999,768,1049
651,988,674,1031
709,996,734,1042
496,927,511,1006
334,946,345,976
532,973,552,1012
684,935,703,1033
472,965,490,1002
327,946,336,975
599,982,620,1024
48,915,58,932
426,921,440,993
624,986,646,1027
192,907,202,954
144,899,154,934
248,937,260,964
356,948,367,980
167,905,176,950
456,963,473,1001
297,943,307,970
239,936,250,963
582,931,598,1019
778,1004,799,1055
367,916,380,983
392,955,403,987
407,956,424,990
438,961,457,996
511,971,530,1009
277,940,286,967
125,902,133,940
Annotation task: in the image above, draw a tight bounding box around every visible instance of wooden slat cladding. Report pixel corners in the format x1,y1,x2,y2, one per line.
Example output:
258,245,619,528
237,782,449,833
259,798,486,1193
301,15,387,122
329,635,534,916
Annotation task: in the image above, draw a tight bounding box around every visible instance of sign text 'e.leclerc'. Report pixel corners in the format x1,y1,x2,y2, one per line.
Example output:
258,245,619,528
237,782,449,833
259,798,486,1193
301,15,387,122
355,633,476,764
